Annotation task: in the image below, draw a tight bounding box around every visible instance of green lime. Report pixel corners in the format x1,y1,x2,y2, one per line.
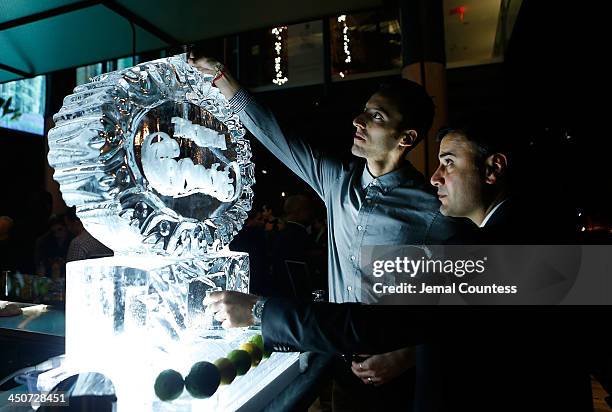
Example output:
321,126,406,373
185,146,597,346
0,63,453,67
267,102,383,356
154,369,184,402
214,357,237,385
249,334,264,352
184,361,221,399
263,348,272,359
239,342,263,367
227,349,251,375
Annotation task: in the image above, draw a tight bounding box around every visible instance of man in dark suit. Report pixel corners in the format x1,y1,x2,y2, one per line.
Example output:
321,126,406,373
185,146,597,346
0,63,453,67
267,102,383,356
206,120,603,411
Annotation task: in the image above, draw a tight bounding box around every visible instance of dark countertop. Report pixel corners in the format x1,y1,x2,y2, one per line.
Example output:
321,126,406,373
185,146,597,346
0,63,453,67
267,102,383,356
0,302,66,392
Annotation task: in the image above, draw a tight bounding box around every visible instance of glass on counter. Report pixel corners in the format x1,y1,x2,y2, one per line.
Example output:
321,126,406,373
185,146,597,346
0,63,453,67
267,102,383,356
2,271,65,304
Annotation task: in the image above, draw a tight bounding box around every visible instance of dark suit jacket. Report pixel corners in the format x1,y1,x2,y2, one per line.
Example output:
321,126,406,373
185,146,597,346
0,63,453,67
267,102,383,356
263,299,601,412
479,196,577,244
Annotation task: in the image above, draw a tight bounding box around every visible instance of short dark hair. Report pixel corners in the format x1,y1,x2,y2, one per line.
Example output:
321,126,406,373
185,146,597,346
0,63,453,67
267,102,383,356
435,113,515,165
375,79,435,145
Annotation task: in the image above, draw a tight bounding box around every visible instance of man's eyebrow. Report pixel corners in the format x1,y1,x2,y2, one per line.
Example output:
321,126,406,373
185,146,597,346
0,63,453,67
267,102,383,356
438,151,455,158
365,105,389,116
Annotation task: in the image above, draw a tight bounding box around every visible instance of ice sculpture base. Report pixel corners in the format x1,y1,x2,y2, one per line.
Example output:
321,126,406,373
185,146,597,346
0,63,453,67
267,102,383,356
62,254,298,411
38,348,299,411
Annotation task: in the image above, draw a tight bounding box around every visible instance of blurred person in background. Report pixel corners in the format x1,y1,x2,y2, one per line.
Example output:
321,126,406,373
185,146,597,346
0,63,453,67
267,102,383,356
34,215,71,278
64,207,113,262
0,216,17,271
231,204,270,296
270,194,317,299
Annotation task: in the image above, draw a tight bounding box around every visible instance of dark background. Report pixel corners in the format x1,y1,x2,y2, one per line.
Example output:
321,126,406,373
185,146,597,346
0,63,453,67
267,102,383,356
0,1,609,236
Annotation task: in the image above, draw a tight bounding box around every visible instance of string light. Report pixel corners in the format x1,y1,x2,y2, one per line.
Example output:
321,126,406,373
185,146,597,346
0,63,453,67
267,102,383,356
271,26,288,86
338,15,352,64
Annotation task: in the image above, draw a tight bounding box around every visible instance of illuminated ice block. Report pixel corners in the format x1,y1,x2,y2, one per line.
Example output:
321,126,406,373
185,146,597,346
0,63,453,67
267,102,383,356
65,254,249,358
60,254,299,411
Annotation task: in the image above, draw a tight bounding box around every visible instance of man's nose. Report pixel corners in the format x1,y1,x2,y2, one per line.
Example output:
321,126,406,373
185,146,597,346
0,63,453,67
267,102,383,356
430,166,443,187
353,114,366,129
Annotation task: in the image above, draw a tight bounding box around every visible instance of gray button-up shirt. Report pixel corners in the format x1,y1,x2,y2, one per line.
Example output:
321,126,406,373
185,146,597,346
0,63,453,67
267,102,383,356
230,90,463,303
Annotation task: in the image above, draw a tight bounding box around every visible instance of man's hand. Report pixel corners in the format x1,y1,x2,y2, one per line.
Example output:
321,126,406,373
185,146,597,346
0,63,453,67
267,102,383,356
350,347,416,387
187,54,240,100
203,290,259,328
186,55,219,77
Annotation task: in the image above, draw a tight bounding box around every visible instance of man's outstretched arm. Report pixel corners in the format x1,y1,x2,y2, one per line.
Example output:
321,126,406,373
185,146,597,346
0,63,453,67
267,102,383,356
204,291,439,355
188,55,340,199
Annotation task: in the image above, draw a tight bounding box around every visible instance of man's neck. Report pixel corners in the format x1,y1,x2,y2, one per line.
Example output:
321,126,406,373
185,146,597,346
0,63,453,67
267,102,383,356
366,158,404,177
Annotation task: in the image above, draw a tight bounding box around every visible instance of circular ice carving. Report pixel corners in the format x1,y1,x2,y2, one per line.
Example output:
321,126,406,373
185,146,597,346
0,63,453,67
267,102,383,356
48,54,254,256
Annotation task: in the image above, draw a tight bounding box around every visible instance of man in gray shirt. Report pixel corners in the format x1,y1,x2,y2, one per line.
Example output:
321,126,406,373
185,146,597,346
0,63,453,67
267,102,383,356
190,55,464,408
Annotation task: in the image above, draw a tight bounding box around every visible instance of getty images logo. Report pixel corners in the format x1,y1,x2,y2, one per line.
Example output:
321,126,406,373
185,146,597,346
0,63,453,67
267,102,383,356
372,256,487,278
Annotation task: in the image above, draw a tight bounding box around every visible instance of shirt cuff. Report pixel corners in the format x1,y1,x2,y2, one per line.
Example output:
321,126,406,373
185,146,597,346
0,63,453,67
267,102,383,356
228,88,253,114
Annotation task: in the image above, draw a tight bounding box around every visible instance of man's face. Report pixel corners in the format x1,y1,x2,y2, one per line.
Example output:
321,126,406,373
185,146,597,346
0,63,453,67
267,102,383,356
51,223,68,242
351,93,409,162
430,133,484,219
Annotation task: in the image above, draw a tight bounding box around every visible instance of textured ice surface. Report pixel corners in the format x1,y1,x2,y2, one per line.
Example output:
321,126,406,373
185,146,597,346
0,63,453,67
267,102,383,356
65,254,249,358
47,54,254,256
62,255,298,411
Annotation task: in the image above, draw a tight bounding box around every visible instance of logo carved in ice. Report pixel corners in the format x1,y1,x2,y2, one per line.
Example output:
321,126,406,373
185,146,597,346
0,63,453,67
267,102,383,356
171,117,227,150
142,129,238,202
48,54,253,254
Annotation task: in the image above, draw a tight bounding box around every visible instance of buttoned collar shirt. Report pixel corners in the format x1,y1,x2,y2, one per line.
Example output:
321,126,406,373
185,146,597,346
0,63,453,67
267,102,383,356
230,89,462,303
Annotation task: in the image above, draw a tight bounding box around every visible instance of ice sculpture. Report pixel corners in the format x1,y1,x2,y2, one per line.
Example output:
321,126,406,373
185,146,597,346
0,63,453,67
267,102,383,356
48,54,254,256
45,54,299,411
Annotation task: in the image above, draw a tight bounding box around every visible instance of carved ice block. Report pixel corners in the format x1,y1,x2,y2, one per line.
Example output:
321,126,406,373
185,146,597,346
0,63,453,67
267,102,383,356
63,253,269,411
65,253,249,362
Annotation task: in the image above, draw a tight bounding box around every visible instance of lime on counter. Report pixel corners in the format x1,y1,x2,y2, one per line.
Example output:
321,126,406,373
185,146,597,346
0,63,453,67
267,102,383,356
214,357,237,385
154,369,184,402
249,334,264,352
239,342,263,367
250,334,271,358
185,361,221,399
227,349,251,375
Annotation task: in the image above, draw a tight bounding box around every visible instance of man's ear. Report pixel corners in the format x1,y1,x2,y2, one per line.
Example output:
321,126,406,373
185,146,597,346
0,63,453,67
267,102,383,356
399,130,418,148
484,153,508,184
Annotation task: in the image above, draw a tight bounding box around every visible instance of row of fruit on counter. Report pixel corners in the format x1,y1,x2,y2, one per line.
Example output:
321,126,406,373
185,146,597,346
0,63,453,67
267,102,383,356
154,334,272,401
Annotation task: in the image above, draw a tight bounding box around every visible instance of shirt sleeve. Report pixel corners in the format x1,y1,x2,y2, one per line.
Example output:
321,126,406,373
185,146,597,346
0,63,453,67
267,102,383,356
229,89,341,200
66,240,86,262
